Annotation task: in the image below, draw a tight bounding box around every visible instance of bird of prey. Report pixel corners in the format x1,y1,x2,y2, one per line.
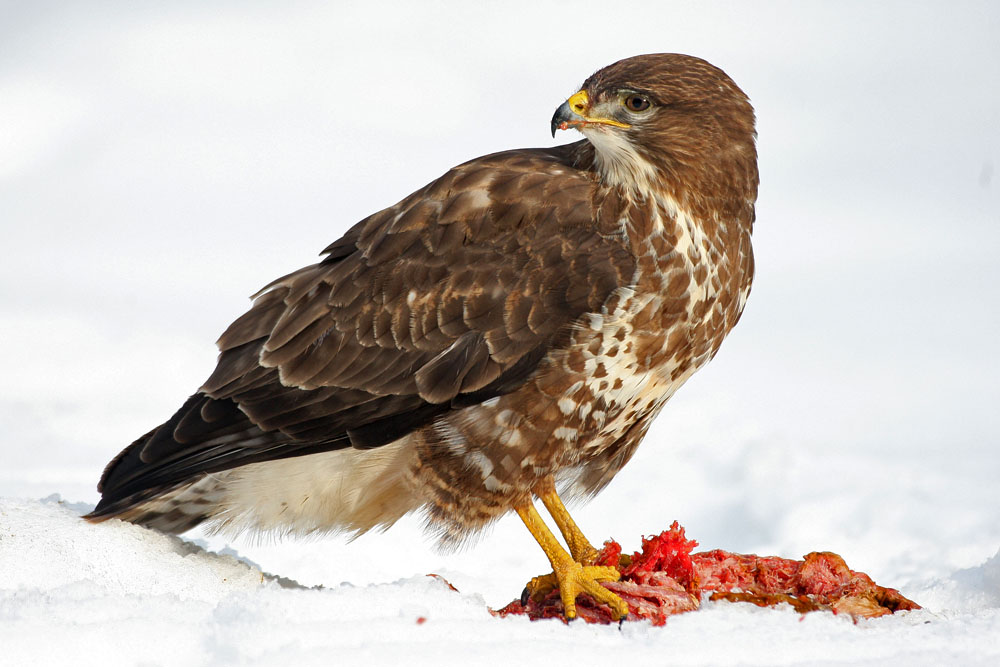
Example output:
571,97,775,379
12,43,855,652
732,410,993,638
88,53,758,620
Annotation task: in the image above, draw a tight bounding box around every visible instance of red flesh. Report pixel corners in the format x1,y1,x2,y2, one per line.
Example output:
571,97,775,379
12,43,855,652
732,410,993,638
491,522,920,625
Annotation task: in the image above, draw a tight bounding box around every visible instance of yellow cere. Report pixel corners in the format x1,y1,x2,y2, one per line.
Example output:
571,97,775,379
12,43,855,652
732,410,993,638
565,90,631,129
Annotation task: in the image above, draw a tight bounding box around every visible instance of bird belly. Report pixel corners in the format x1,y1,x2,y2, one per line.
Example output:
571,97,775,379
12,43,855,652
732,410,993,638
171,441,423,538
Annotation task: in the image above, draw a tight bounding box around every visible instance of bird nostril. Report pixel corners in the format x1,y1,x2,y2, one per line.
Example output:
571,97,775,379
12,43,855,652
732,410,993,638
567,91,589,115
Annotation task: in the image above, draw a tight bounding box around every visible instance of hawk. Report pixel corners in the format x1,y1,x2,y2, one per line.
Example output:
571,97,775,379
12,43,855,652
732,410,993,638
88,53,758,620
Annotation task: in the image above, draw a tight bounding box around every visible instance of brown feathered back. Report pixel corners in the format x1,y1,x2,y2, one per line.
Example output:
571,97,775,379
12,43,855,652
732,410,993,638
92,143,636,518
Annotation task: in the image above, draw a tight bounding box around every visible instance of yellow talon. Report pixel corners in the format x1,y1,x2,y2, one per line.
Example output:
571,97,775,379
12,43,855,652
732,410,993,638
515,487,629,620
523,554,626,619
525,572,559,601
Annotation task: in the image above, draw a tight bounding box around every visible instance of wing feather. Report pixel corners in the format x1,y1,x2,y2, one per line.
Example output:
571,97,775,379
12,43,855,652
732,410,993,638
92,142,636,517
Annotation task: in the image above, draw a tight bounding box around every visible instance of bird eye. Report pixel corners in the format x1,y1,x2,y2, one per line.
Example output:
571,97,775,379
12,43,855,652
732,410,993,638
623,94,651,112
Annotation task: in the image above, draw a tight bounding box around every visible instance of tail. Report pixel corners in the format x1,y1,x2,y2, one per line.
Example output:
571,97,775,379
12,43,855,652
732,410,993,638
85,392,289,533
86,401,421,539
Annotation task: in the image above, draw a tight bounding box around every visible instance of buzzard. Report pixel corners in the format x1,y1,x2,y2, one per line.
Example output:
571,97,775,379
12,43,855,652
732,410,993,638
88,53,758,620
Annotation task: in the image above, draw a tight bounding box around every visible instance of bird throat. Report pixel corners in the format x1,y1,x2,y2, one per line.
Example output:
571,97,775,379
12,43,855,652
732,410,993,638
583,128,659,196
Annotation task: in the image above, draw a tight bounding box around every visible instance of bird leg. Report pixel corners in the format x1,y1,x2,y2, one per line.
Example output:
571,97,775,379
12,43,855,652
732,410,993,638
515,499,627,620
537,478,599,565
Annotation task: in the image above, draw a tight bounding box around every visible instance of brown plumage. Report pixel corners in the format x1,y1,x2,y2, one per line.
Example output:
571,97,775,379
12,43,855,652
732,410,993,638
89,54,757,615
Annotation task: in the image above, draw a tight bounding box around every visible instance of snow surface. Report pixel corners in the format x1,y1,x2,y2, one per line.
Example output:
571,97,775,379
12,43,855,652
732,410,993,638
2,1,999,665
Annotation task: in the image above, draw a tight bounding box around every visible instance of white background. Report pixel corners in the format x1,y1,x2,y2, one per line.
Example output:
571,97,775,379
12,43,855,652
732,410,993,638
2,2,998,665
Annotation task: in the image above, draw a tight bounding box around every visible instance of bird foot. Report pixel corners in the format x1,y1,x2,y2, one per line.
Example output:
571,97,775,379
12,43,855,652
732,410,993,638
523,560,627,620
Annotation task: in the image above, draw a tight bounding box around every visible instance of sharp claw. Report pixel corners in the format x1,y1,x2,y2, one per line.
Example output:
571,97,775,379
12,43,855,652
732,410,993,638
523,561,628,622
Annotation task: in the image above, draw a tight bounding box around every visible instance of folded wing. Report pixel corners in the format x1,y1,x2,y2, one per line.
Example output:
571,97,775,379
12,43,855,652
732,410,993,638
91,143,635,518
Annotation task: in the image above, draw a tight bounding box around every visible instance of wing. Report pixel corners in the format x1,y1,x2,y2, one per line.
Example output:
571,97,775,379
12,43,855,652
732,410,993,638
92,143,635,515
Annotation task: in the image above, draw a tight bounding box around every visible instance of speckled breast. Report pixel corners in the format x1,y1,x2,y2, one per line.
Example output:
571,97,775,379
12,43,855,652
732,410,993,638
541,195,751,458
409,194,753,540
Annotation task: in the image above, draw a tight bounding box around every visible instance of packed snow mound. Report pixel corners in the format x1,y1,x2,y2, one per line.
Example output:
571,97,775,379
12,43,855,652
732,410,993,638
908,548,1000,613
3,496,1000,667
1,495,270,600
0,497,493,667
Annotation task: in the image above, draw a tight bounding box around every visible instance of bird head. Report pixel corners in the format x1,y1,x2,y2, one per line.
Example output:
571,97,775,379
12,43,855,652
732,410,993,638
552,53,757,202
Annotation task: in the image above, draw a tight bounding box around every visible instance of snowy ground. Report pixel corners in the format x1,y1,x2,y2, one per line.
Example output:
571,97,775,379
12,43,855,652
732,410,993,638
2,2,998,665
2,496,998,667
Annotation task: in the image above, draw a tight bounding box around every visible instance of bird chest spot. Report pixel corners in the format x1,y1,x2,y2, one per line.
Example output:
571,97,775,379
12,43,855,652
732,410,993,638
497,428,523,448
494,408,519,428
465,450,494,478
558,397,577,415
553,426,579,441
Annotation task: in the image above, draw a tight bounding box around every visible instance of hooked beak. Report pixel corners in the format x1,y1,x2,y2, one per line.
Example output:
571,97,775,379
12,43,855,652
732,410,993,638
550,90,630,137
550,100,574,138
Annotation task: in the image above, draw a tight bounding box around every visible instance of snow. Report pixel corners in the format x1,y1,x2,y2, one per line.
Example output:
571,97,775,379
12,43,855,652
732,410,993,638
3,498,999,666
1,1,998,665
